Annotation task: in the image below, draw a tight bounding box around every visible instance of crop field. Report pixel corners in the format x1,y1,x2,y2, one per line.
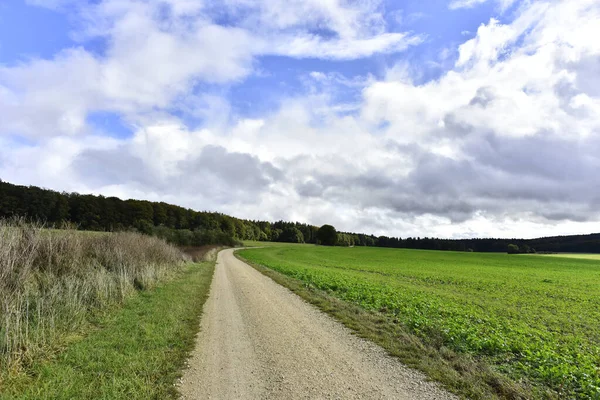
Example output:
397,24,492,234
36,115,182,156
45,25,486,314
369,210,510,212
238,245,600,398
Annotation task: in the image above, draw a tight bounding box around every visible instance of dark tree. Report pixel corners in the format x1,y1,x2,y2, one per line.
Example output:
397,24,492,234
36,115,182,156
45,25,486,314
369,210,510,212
317,224,337,246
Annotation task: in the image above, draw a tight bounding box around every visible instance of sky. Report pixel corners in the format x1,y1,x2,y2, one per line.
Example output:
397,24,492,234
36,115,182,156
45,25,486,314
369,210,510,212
1,0,599,239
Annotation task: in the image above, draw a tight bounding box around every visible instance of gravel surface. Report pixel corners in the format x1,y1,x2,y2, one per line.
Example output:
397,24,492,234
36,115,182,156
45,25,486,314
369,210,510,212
178,249,458,400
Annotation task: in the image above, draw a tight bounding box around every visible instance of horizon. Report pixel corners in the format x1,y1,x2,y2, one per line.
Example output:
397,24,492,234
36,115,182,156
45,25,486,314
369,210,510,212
1,0,599,239
5,178,600,242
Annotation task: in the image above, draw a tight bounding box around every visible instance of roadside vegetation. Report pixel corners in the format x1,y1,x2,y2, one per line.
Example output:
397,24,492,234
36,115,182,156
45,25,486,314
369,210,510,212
1,261,214,399
0,218,190,388
238,245,600,399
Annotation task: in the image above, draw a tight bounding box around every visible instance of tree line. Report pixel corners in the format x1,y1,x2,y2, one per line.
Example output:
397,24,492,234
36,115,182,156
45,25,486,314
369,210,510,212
2,180,600,252
0,180,320,247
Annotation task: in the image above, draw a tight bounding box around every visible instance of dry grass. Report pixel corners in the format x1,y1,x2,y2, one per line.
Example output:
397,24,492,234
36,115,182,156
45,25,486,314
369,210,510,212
0,218,188,373
180,245,224,262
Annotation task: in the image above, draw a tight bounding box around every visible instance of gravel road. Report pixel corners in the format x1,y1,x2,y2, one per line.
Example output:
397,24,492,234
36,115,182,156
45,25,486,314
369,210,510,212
178,249,457,400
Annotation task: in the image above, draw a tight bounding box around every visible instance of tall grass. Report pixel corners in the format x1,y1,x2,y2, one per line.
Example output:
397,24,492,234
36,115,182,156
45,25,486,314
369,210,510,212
0,219,188,372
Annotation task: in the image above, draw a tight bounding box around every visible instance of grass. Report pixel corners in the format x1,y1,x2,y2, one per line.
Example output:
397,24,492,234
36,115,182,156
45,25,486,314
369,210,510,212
0,261,215,399
0,219,189,376
237,245,600,399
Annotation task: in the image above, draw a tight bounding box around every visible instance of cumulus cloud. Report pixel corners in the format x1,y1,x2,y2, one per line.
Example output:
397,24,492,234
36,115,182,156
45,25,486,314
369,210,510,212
2,0,600,239
72,142,282,205
300,0,600,233
0,2,258,137
0,0,418,137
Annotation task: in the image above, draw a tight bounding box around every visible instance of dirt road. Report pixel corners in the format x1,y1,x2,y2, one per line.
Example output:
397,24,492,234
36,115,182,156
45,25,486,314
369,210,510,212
179,249,457,400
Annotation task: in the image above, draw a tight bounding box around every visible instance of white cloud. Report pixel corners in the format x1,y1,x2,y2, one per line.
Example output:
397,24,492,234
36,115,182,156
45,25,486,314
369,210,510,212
1,0,418,137
367,1,600,141
220,0,387,39
449,0,488,10
449,0,517,11
0,48,102,136
2,0,600,239
272,32,422,60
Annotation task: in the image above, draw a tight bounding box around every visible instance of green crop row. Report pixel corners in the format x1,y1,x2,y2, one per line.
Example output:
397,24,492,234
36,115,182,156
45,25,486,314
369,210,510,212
238,245,600,399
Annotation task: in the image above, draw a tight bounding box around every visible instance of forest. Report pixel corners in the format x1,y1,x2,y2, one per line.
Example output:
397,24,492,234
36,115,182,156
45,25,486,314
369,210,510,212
2,179,600,253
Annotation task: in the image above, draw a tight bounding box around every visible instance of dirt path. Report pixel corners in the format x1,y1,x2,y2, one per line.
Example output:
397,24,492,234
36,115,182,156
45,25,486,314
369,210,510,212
178,249,457,400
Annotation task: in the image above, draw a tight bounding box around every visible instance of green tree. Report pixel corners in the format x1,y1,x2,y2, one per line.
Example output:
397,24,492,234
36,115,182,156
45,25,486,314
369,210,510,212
317,224,337,246
135,219,154,235
279,227,305,243
507,244,520,254
153,203,168,226
50,195,70,224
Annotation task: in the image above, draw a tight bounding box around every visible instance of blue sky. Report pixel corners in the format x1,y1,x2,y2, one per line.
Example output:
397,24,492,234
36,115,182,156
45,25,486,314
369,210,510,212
1,0,600,239
2,0,508,135
0,2,71,62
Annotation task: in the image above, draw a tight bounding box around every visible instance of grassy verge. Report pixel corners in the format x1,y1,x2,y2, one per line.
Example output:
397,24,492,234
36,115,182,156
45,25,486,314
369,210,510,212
235,251,541,400
1,261,215,399
1,220,189,371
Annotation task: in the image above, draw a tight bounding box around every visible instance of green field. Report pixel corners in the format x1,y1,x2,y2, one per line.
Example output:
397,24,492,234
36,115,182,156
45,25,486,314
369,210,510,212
238,245,600,399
